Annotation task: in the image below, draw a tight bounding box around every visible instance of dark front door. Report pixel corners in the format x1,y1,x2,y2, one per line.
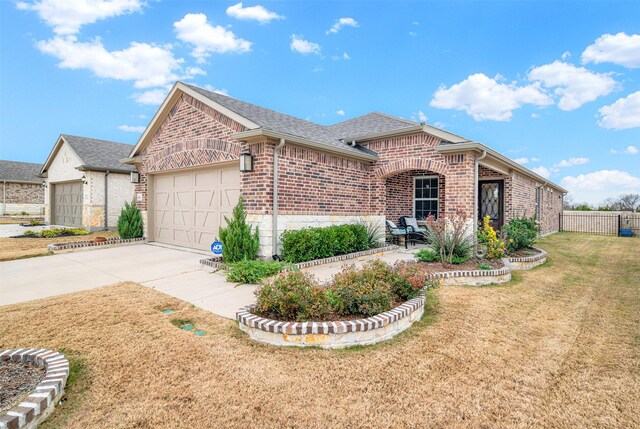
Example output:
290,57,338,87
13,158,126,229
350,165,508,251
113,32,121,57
479,180,504,230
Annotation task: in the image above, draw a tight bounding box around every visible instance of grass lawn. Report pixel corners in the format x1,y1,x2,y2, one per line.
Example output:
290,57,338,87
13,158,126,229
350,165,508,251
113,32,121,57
0,231,119,261
1,233,638,428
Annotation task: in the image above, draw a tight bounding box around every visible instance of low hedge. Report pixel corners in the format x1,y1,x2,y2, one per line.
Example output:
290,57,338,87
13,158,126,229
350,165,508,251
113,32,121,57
224,259,297,284
23,227,88,238
253,260,438,321
280,224,368,263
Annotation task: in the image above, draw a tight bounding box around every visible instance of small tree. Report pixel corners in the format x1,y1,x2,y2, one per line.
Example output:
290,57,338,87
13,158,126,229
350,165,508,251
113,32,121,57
219,197,259,263
117,200,143,239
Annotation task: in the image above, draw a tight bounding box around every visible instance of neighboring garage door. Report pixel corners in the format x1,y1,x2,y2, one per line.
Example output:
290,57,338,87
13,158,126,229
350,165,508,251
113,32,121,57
53,181,83,227
152,165,241,251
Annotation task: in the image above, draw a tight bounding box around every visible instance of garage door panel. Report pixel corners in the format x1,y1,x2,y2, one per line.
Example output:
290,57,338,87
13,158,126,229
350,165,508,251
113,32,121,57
53,181,82,227
153,165,240,251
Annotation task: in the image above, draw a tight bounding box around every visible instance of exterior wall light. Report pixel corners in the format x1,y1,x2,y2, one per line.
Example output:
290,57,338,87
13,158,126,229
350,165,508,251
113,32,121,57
239,152,254,172
81,174,87,184
42,180,47,188
130,171,141,183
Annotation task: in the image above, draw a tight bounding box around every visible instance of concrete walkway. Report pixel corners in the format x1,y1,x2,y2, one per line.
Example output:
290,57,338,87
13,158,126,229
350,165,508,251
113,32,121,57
303,246,421,282
0,244,255,319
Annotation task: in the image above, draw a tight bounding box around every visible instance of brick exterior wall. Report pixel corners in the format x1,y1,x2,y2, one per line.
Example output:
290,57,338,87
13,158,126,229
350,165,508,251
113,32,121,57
385,170,445,223
133,93,247,212
3,182,43,204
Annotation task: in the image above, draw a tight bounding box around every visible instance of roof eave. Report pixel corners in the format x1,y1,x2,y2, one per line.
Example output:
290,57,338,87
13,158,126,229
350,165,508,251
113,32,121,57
435,142,568,193
344,125,423,143
76,165,133,174
0,179,42,185
232,129,379,162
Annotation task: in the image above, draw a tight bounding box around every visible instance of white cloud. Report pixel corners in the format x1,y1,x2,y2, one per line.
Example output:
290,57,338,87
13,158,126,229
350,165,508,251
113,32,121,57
409,31,417,37
554,157,589,168
561,170,640,204
528,61,617,111
430,73,552,121
582,32,640,68
226,2,283,23
331,52,350,61
132,87,170,105
531,113,541,119
37,36,184,88
626,145,638,154
16,0,144,35
513,157,529,165
598,91,640,130
610,149,619,154
174,13,251,63
433,121,445,129
327,17,358,34
561,51,571,59
417,110,427,122
312,67,323,73
343,52,350,60
531,166,551,179
531,157,540,162
118,124,145,132
290,34,320,54
203,84,228,96
336,109,345,116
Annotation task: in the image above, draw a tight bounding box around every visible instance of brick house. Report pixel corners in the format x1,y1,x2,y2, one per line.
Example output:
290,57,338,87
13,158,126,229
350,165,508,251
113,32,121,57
0,160,44,215
40,135,135,231
125,82,566,256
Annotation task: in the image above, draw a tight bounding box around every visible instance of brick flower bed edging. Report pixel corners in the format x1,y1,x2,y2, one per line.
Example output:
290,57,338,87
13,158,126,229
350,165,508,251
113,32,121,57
503,247,547,271
0,349,69,429
236,292,425,349
430,266,512,286
200,245,398,271
48,237,145,252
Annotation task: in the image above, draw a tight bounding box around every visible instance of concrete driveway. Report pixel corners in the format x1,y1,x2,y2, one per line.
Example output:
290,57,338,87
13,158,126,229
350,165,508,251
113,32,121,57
0,244,255,318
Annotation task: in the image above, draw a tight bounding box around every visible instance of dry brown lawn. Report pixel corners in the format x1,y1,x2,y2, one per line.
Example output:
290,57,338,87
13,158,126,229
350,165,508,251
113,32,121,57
1,233,638,428
0,231,119,261
0,218,27,225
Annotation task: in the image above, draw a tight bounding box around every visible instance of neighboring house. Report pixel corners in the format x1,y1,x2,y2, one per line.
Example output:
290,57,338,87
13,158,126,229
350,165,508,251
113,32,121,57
125,82,566,256
40,134,135,231
0,160,44,215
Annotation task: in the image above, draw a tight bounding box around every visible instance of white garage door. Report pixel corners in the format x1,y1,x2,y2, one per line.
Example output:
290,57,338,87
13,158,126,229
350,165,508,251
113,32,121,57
53,181,83,227
152,165,241,251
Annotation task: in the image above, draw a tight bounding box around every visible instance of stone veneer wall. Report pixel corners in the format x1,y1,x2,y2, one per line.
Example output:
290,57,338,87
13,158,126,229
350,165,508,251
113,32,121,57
0,182,44,215
85,171,135,231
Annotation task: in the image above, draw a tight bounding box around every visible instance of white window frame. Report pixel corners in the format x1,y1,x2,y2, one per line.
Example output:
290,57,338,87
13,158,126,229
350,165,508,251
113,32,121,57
413,175,439,219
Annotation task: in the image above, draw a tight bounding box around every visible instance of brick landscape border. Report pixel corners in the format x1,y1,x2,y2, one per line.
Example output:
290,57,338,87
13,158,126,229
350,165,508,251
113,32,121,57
0,349,69,429
430,266,512,286
237,292,426,349
48,237,145,252
503,247,547,270
200,245,398,271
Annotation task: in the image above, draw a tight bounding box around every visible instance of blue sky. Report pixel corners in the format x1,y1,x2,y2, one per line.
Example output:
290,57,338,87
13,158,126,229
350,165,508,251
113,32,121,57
1,0,639,204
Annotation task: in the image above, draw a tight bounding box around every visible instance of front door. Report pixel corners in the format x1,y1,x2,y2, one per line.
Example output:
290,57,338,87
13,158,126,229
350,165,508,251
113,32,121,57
479,180,504,230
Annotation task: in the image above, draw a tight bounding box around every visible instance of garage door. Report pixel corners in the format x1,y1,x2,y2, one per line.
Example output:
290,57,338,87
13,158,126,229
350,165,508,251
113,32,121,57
152,165,241,251
53,181,82,227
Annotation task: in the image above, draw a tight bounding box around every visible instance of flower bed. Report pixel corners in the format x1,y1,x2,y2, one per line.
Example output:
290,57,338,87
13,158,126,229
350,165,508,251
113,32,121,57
237,292,426,348
0,349,69,429
503,247,547,270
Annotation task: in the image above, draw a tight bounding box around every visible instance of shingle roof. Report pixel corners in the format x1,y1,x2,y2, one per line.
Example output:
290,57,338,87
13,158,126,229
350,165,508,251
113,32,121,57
182,83,415,157
62,135,135,172
0,160,43,183
328,112,418,139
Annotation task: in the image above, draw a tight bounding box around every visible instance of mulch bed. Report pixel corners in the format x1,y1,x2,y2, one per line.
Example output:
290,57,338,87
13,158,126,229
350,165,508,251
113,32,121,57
508,248,541,258
417,258,504,272
0,360,46,413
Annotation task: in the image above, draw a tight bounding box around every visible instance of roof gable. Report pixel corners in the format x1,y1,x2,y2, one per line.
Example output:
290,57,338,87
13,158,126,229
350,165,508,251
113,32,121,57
41,134,134,174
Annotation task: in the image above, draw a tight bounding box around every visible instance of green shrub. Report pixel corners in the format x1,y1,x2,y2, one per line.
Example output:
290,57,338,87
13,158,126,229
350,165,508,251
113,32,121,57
331,260,394,316
415,248,440,262
392,261,435,300
253,271,331,321
281,224,368,263
477,215,505,259
503,214,539,253
424,211,473,264
29,219,41,226
40,229,58,238
25,227,88,238
450,255,469,264
117,200,143,239
219,197,259,263
225,259,296,284
24,229,37,237
477,263,492,270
